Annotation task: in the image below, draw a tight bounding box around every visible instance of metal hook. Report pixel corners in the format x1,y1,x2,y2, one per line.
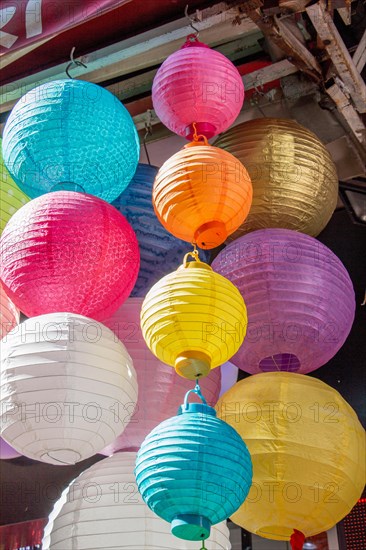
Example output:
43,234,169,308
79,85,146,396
143,109,153,166
65,46,87,79
185,4,200,36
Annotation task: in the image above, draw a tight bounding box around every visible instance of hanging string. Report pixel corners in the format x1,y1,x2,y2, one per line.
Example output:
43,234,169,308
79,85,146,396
65,47,87,79
200,539,207,549
361,290,366,306
143,110,153,165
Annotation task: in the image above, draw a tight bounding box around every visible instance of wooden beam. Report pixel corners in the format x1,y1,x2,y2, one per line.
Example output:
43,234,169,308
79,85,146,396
325,81,366,146
237,1,322,81
353,29,366,74
306,0,366,113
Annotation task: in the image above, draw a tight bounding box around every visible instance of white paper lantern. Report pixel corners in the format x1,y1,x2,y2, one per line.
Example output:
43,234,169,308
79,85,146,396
42,452,231,549
0,313,138,465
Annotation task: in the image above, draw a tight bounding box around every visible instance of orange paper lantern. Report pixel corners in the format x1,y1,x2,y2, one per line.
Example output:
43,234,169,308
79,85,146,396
153,136,252,249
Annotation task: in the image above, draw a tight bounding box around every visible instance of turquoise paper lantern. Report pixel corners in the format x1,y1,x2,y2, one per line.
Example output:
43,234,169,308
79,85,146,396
113,163,208,295
2,79,139,203
135,385,252,542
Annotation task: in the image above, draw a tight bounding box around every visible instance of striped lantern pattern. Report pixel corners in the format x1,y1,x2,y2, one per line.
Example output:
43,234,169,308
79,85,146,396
152,37,244,140
101,297,221,454
0,191,140,321
212,228,355,374
141,258,247,379
153,141,252,249
2,80,139,203
0,283,20,340
0,313,138,464
214,118,338,238
0,137,30,235
42,452,232,549
217,372,366,540
135,398,252,541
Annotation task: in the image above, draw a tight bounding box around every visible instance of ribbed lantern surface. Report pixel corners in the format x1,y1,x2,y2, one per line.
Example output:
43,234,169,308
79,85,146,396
212,229,355,374
113,164,201,295
217,372,366,540
42,452,232,549
101,297,221,454
214,118,338,238
2,79,139,202
152,37,244,140
0,313,138,464
135,392,252,541
0,191,140,321
0,283,19,340
153,140,252,249
141,256,247,379
0,138,29,234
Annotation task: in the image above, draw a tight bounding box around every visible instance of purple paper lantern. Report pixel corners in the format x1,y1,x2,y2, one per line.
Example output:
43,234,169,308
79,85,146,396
0,437,21,460
212,229,355,374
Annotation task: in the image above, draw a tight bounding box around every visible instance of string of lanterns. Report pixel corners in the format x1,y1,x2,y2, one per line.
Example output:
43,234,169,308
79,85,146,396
0,18,364,550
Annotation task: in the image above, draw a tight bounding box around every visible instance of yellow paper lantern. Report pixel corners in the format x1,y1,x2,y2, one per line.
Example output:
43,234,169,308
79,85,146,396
0,138,30,234
214,118,338,238
217,372,365,541
141,252,247,379
153,136,252,249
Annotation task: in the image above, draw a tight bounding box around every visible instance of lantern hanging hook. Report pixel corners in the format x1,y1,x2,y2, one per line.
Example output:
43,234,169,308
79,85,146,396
183,381,207,410
183,245,200,266
185,4,200,36
192,122,209,145
361,289,366,306
66,47,87,79
143,110,153,166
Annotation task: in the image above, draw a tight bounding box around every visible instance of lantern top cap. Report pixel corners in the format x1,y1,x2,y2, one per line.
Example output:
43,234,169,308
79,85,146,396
181,34,210,49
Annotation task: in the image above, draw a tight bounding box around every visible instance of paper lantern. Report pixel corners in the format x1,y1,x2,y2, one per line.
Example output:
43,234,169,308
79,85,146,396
101,297,221,454
152,36,244,140
153,137,252,249
0,137,30,234
112,163,209,295
212,229,355,374
141,253,247,379
0,313,138,464
0,191,139,321
136,387,252,541
0,283,19,340
2,79,139,202
217,372,365,540
214,118,338,238
0,438,21,460
42,452,231,549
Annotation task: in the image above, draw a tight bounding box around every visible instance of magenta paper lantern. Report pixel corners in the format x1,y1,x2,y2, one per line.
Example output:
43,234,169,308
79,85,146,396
152,36,244,140
212,229,355,374
0,191,139,321
100,297,221,454
0,437,21,460
0,283,19,340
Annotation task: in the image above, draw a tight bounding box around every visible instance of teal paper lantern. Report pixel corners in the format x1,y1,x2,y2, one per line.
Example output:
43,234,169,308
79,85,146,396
135,385,252,542
2,79,139,203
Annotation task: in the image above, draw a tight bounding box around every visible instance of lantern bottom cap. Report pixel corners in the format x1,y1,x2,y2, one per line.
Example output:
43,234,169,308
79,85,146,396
41,449,82,465
175,351,211,380
194,220,227,249
171,514,211,541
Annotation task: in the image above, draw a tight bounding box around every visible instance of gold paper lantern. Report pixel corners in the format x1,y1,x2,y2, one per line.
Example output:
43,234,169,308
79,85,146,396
217,372,365,541
214,118,338,238
141,252,247,379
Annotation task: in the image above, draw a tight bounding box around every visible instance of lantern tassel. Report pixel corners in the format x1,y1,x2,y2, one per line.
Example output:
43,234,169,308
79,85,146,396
290,529,305,550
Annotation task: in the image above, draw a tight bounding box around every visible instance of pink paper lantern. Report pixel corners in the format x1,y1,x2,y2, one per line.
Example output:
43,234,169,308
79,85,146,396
0,191,139,321
0,437,21,459
100,297,222,454
212,229,355,374
0,282,19,340
152,36,244,140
